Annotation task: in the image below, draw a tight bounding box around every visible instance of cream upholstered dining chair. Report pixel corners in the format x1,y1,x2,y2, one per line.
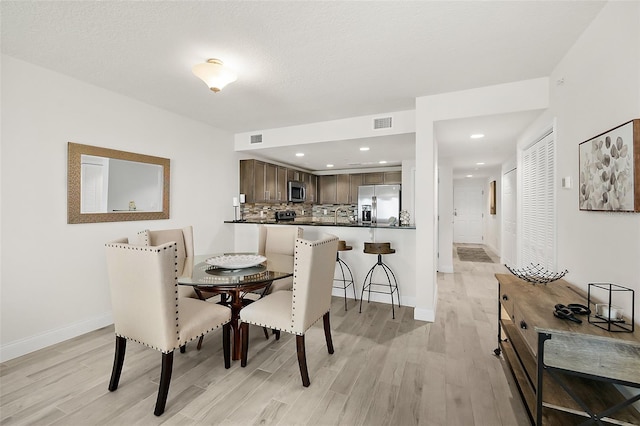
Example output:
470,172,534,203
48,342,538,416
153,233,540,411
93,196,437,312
240,234,339,387
105,238,231,416
257,225,303,294
137,226,198,299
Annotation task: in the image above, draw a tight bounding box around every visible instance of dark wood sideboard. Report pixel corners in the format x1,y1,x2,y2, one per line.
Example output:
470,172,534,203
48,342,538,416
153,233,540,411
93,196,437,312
495,273,640,425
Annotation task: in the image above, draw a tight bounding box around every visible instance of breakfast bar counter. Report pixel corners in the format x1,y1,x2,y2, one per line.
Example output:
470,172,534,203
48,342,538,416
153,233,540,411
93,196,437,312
227,221,416,308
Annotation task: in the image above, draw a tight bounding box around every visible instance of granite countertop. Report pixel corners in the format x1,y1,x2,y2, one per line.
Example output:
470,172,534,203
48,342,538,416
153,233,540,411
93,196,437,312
224,220,416,229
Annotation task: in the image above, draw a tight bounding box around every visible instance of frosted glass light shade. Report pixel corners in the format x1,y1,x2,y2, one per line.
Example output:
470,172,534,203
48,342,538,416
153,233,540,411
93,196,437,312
192,59,237,92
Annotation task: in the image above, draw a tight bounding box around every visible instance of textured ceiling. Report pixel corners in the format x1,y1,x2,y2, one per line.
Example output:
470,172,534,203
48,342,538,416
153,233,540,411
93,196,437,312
1,1,605,175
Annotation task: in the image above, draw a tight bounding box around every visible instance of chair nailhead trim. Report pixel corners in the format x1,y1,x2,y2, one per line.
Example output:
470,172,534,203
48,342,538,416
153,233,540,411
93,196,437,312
115,318,230,353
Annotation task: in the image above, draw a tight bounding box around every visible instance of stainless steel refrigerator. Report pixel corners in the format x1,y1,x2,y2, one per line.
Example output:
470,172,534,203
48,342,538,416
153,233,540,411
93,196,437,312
358,184,401,225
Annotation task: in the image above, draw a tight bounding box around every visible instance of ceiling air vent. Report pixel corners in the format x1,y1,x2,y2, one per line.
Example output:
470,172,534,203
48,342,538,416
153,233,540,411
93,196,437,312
250,134,263,144
373,117,392,129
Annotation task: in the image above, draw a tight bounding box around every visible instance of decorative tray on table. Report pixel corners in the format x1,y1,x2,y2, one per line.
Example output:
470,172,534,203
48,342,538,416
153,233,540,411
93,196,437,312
205,254,266,269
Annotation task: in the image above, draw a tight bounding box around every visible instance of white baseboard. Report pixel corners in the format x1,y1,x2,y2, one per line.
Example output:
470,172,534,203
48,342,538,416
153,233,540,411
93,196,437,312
413,283,438,322
0,312,113,362
413,307,435,322
438,264,454,273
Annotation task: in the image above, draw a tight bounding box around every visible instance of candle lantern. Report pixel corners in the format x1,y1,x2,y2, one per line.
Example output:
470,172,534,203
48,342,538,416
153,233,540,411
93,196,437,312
588,283,634,332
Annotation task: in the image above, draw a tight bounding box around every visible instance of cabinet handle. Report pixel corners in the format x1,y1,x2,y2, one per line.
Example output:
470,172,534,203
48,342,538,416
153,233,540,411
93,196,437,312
520,320,528,330
502,294,509,301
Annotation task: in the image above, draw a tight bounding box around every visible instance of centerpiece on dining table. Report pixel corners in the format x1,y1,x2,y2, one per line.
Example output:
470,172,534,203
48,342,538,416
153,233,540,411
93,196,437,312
204,253,267,275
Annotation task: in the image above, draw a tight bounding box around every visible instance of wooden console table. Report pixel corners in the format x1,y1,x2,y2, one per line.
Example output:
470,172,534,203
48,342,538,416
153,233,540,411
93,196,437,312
495,273,640,425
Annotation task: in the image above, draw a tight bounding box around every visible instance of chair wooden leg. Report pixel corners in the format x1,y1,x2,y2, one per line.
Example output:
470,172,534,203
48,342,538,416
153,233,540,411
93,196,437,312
179,344,186,353
108,336,126,391
223,323,231,369
274,330,281,340
323,312,335,354
296,335,311,387
154,351,174,416
240,322,249,367
197,335,204,350
263,327,270,339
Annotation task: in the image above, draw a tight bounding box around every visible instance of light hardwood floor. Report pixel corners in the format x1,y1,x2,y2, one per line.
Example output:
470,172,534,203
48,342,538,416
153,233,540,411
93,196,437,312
1,245,529,425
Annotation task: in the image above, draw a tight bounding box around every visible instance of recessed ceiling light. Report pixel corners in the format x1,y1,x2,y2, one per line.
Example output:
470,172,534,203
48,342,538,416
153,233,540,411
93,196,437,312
295,153,304,157
470,134,485,139
360,147,370,151
476,162,485,165
379,160,387,164
466,174,473,178
326,164,334,168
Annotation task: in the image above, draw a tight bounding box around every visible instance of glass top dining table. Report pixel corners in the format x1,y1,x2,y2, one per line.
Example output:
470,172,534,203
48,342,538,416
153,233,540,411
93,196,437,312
178,254,293,360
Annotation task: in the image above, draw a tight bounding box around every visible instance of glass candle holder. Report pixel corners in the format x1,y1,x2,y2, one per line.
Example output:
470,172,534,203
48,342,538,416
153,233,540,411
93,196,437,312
595,304,623,321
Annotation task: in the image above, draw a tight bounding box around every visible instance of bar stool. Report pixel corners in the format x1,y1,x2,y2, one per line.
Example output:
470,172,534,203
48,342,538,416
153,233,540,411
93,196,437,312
334,240,357,310
359,242,400,319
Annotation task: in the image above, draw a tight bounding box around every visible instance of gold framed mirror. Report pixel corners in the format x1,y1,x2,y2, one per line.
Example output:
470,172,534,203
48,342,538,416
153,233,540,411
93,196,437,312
68,142,170,224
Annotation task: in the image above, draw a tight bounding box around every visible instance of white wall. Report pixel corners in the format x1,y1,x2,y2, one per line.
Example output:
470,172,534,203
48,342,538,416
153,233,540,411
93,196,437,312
519,2,640,322
437,161,453,273
1,56,239,361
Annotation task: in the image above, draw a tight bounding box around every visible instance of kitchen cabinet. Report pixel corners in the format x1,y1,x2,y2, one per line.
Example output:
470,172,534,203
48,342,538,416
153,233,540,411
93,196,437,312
239,159,268,203
239,159,255,202
383,171,402,184
363,172,384,185
239,159,284,203
276,166,288,202
318,174,351,204
495,273,640,425
349,174,363,204
241,159,400,205
337,174,350,204
287,169,301,182
303,173,317,203
264,163,277,202
318,175,337,204
361,171,401,185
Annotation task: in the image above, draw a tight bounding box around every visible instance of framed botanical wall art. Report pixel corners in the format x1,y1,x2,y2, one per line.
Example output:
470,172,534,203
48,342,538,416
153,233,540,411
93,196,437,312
579,119,640,212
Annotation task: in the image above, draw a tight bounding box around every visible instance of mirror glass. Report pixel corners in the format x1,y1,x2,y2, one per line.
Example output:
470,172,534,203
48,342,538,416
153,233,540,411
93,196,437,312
68,142,170,223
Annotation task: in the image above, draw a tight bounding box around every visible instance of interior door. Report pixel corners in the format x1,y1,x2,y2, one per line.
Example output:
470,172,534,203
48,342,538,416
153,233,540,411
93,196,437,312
453,185,483,243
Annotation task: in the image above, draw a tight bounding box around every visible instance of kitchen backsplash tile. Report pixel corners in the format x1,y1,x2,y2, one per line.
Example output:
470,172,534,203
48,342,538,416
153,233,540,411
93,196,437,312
239,203,356,223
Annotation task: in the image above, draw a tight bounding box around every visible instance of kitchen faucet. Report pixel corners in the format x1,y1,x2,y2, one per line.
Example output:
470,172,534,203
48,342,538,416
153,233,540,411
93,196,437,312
334,207,345,225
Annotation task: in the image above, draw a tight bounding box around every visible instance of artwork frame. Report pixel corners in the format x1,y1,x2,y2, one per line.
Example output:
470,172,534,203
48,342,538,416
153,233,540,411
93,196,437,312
578,119,640,212
489,180,496,215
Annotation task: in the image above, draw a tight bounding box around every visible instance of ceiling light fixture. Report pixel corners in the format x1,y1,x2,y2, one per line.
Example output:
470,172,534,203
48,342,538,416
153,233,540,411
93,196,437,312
360,147,370,151
476,162,485,165
295,153,304,157
379,160,387,164
470,134,485,139
192,59,237,92
326,164,334,168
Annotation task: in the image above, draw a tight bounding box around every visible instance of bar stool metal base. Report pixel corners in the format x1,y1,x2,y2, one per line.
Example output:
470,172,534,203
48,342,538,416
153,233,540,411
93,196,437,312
359,254,400,319
333,252,357,310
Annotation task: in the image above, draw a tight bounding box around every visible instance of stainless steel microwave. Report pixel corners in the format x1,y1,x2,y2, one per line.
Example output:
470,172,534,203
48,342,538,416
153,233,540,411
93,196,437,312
288,181,306,203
